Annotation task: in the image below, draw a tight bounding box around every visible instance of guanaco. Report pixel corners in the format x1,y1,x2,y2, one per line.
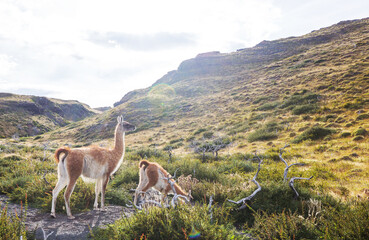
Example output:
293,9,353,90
50,115,135,219
134,160,191,206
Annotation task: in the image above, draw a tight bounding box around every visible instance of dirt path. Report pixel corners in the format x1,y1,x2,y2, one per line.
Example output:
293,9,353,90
0,195,134,240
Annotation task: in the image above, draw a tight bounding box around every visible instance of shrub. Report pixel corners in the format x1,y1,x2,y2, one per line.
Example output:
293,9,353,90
91,204,242,240
353,136,365,141
280,92,320,109
0,204,27,240
319,201,369,239
292,126,335,143
352,127,367,136
256,102,279,111
169,138,184,144
292,104,318,115
105,188,131,206
247,121,280,142
248,129,278,142
342,98,367,109
128,147,165,160
340,132,351,138
162,159,220,183
253,96,270,104
251,210,319,239
193,128,207,135
110,164,139,187
202,131,214,139
356,113,369,121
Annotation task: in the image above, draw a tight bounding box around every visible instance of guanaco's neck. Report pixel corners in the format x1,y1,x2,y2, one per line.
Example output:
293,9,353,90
173,183,187,196
113,125,125,156
111,125,125,174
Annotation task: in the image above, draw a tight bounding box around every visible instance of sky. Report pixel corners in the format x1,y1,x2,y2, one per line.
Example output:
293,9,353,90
0,0,368,108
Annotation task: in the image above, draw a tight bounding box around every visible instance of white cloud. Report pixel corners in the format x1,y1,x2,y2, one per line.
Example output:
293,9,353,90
0,54,17,76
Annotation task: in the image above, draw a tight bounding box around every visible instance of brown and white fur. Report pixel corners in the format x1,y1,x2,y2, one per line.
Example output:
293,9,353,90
50,116,135,219
134,160,191,206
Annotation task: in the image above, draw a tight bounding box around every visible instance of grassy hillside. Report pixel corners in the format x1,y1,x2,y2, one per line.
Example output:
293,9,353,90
0,93,99,138
1,18,369,239
41,18,368,150
21,17,367,200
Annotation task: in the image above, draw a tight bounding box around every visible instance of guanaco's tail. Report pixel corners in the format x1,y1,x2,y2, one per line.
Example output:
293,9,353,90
54,147,70,163
139,160,150,169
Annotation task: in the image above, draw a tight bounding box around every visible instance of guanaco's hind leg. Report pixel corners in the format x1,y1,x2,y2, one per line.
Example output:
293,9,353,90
64,176,78,219
50,177,68,218
134,169,150,205
51,161,68,218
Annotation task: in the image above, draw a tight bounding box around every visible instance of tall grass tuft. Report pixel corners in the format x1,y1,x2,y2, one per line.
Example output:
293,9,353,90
0,199,27,239
91,203,244,240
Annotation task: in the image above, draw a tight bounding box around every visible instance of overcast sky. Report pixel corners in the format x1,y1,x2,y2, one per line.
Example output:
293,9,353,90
0,0,368,108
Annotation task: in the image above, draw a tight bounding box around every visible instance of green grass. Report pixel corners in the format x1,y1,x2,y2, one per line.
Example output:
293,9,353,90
292,126,335,143
91,204,243,240
0,142,369,239
0,202,27,240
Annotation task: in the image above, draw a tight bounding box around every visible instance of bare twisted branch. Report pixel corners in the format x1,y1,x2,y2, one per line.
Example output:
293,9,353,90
228,153,263,210
289,176,313,198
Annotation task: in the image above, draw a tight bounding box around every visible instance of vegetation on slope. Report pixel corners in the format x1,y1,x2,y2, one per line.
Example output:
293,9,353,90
0,93,98,138
0,18,369,239
1,142,369,239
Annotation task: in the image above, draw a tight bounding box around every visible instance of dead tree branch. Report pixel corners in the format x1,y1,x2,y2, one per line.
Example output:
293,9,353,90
127,190,167,209
279,144,305,182
40,227,54,240
208,195,214,223
228,153,263,210
289,176,313,198
280,144,313,198
167,146,173,164
42,142,51,185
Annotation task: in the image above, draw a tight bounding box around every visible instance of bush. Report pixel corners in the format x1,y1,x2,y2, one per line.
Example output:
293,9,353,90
127,147,165,160
256,102,279,111
353,136,365,141
91,204,243,240
0,204,27,240
248,129,278,142
251,210,319,239
105,188,131,206
193,128,207,135
352,127,367,136
202,131,214,139
169,138,184,144
293,126,335,143
356,113,369,121
340,132,351,138
280,92,320,109
247,121,280,142
292,104,318,115
319,201,369,239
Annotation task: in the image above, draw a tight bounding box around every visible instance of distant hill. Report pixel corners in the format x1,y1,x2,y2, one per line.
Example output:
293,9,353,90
21,18,369,151
0,93,99,138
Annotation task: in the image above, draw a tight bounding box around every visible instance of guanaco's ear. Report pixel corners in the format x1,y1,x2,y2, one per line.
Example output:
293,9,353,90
117,115,123,123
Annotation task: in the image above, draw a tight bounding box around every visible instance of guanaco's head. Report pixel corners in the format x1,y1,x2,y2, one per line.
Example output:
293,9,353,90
117,115,136,132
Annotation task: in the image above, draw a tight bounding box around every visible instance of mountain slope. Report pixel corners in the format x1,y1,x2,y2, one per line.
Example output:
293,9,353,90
36,18,368,154
0,93,99,138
